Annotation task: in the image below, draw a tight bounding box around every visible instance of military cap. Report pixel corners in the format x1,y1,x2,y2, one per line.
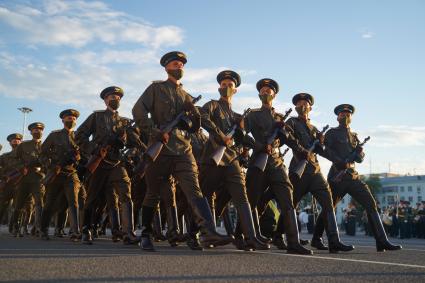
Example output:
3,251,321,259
7,133,23,142
334,104,355,115
28,122,45,131
292,93,314,106
60,109,80,119
256,78,279,94
217,70,241,87
160,51,187,67
100,86,124,99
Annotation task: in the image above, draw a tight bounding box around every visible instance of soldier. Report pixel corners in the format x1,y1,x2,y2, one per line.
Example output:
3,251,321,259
10,123,45,237
238,79,313,254
199,70,269,250
40,109,82,241
76,86,140,245
132,51,233,251
311,104,401,252
0,133,23,230
278,93,354,253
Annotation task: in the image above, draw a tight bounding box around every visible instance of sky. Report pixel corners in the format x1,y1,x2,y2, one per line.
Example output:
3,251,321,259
0,0,424,175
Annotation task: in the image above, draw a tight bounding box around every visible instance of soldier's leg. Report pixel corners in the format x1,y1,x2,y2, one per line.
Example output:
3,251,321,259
22,197,34,235
172,153,232,247
268,165,312,254
29,175,44,235
63,173,81,240
311,180,345,250
224,161,269,250
40,178,62,239
105,185,121,242
0,185,15,225
159,177,180,247
349,179,402,251
10,180,31,237
141,154,172,251
309,173,353,253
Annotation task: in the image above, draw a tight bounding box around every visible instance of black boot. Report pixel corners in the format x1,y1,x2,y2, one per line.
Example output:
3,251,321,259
272,234,287,250
283,209,313,255
252,208,272,244
140,206,155,251
122,201,139,245
110,208,122,243
325,212,354,253
81,226,93,245
152,209,166,241
191,197,233,247
221,207,235,237
184,209,202,251
311,212,328,250
368,211,402,252
40,207,52,241
165,206,180,247
232,219,246,250
238,203,270,251
68,206,80,242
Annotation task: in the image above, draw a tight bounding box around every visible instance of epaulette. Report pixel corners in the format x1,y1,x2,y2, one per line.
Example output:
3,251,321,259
93,110,105,113
250,108,262,112
152,80,164,84
51,129,62,134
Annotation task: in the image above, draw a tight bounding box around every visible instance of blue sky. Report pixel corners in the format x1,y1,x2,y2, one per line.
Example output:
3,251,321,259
0,0,424,175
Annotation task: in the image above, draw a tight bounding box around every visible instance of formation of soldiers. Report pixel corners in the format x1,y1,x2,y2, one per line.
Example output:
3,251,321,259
0,51,403,254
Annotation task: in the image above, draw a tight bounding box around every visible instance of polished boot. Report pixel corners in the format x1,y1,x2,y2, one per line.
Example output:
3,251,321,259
122,201,139,245
311,212,328,250
325,212,354,253
81,225,93,245
238,203,270,251
33,205,43,237
368,211,402,252
272,234,287,250
140,205,155,251
284,209,313,255
184,209,202,250
191,197,233,247
68,206,80,242
252,208,272,244
233,220,246,250
165,206,180,247
110,208,122,243
152,209,166,241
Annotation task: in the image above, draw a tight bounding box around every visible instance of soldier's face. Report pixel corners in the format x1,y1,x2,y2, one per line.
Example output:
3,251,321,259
104,94,121,110
31,128,43,139
10,139,21,148
166,60,184,71
337,112,352,126
218,79,237,98
62,116,77,129
295,100,311,115
259,87,275,104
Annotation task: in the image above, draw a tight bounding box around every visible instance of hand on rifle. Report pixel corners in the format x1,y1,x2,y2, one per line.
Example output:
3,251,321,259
235,117,245,130
355,146,363,154
54,165,61,175
222,136,233,147
157,131,170,144
99,146,109,159
317,132,325,145
20,167,28,176
265,144,273,155
300,150,314,162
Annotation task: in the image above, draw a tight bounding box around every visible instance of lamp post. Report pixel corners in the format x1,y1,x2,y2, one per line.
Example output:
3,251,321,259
17,107,33,139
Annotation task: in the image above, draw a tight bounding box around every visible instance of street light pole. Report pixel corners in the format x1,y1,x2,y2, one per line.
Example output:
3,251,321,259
17,107,33,139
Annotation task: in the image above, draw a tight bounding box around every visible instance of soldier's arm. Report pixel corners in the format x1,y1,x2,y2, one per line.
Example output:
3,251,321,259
283,119,310,156
40,132,55,167
125,124,147,152
75,113,96,156
184,94,201,133
132,84,159,140
353,133,365,163
200,102,225,142
241,114,258,149
323,131,344,163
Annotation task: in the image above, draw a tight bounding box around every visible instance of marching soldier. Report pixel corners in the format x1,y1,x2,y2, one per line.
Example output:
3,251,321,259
132,51,233,251
311,104,401,252
10,123,45,237
76,86,139,245
200,70,269,250
278,93,354,253
238,79,313,254
0,133,23,230
40,109,82,241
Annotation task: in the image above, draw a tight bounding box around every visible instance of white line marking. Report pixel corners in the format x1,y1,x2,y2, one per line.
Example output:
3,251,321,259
355,245,425,252
252,250,425,269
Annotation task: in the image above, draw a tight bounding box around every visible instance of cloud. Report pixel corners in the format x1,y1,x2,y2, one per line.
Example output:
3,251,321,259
0,0,183,48
360,125,425,147
359,30,374,39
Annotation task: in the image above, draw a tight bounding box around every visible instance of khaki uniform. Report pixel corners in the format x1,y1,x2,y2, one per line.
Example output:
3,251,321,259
11,140,45,233
40,128,81,235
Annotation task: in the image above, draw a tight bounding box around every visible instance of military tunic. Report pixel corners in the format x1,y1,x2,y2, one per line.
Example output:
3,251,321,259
0,149,22,224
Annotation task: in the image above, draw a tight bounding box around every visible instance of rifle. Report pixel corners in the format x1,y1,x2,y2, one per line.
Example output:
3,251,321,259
331,136,371,182
132,95,202,180
291,124,329,179
252,108,292,172
85,120,134,174
42,148,80,186
210,108,251,166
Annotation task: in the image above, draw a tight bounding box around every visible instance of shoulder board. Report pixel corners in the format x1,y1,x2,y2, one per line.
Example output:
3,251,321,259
250,108,262,112
93,110,105,113
152,80,165,84
51,129,62,134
